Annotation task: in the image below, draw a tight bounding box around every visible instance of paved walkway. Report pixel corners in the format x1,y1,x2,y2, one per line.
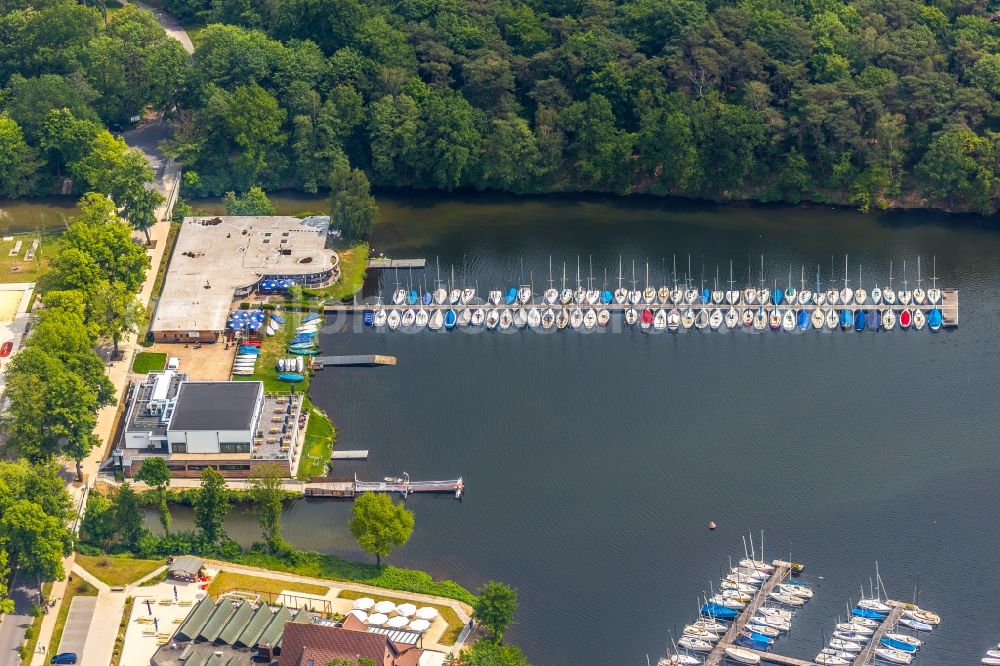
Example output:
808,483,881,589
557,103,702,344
120,0,194,53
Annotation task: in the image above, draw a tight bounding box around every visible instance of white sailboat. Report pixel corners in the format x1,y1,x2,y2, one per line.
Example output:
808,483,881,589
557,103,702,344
712,266,724,304
898,259,912,304
615,256,628,304
630,260,642,304
798,265,811,305
433,258,447,304
527,307,541,328
428,308,443,330
726,260,740,305
583,308,597,329
927,256,941,304
387,309,401,330
883,260,897,305
544,256,558,304
654,308,667,331
855,264,867,304
498,308,513,330
644,261,656,303
457,308,471,326
668,308,681,331
840,255,854,304
725,308,739,328
561,262,573,304
415,307,429,328
541,308,554,329
913,256,926,304
402,309,416,327
485,309,499,329
471,308,485,327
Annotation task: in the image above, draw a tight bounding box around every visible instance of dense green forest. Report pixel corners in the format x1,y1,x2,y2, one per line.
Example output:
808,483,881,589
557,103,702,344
3,0,1000,211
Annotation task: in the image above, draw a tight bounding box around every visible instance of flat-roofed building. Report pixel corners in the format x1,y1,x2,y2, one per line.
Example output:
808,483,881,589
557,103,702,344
115,372,304,478
151,215,339,343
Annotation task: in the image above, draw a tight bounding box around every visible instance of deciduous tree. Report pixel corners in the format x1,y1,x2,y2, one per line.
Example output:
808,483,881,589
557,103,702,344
247,464,286,552
193,467,231,547
473,581,518,642
348,492,414,566
136,457,172,534
328,164,377,240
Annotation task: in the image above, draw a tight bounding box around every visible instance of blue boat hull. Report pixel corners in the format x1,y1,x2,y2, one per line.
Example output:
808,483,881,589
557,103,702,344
839,309,853,328
852,607,886,620
270,313,286,325
363,311,374,326
407,291,418,305
880,637,917,652
505,288,517,305
700,603,739,620
277,372,304,382
854,309,866,331
797,309,809,330
444,310,457,329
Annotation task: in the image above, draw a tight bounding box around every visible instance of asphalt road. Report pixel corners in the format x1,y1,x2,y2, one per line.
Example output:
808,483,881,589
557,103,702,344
0,577,41,662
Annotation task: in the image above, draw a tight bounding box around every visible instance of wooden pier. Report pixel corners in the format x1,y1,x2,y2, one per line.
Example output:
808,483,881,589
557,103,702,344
366,258,426,269
704,560,794,666
324,289,959,328
852,602,906,666
331,450,368,460
303,475,463,499
313,355,396,367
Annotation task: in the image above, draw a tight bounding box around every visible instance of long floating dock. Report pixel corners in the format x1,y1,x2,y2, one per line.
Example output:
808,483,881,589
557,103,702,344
852,602,906,666
366,258,426,269
304,475,463,499
313,355,396,366
705,560,794,666
330,450,368,460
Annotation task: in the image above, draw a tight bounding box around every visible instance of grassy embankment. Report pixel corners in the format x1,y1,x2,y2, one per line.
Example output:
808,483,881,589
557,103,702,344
206,571,328,598
46,576,99,656
131,351,166,374
336,588,466,644
74,554,164,587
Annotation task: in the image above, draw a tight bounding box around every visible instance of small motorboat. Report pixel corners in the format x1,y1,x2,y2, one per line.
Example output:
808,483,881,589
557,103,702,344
723,647,760,664
874,646,913,664
983,658,1000,666
277,359,287,371
289,347,320,356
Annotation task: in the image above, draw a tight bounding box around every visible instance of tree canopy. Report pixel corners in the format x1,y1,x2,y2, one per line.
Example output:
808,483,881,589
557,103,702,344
193,467,231,547
348,492,414,566
473,581,518,642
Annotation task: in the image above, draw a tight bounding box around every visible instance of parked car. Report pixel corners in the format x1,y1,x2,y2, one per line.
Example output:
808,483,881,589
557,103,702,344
50,654,78,664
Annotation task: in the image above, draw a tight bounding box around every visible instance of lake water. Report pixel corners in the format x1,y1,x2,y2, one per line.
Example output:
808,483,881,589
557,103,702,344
0,197,78,234
153,191,998,665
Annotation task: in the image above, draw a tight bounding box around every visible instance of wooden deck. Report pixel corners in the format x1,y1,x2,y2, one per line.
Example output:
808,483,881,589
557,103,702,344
852,603,906,666
366,258,426,269
313,355,396,366
704,561,793,666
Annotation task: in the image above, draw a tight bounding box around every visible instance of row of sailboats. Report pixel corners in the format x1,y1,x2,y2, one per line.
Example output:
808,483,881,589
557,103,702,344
660,534,811,666
374,256,945,332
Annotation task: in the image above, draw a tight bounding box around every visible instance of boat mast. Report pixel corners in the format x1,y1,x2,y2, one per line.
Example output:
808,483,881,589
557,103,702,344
673,255,678,289
618,255,624,290
548,255,554,290
902,259,908,293
730,260,735,291
589,254,594,291
577,255,581,290
562,262,567,291
888,260,893,291
844,254,849,290
800,265,804,292
917,256,922,291
632,259,638,292
931,255,937,291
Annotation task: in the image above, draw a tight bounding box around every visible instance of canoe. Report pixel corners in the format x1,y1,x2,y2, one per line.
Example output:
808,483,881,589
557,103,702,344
277,372,304,382
270,313,285,324
301,313,319,323
231,369,254,376
289,348,320,356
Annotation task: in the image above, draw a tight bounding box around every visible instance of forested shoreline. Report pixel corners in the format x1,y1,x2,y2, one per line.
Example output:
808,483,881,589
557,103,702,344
3,0,1000,213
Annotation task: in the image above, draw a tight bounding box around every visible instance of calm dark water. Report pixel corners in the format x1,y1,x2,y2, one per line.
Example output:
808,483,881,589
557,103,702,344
167,193,1000,665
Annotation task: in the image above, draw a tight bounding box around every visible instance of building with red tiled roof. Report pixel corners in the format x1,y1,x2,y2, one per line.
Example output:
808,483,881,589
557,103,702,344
279,622,422,666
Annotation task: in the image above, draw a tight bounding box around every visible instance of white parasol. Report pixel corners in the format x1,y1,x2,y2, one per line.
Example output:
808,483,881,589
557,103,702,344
367,613,389,626
395,603,417,617
347,610,368,622
407,619,431,632
386,616,410,628
373,600,396,614
352,597,375,611
415,607,439,621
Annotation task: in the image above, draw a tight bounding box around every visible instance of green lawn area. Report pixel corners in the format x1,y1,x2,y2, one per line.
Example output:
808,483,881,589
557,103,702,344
47,576,99,656
231,309,316,392
75,554,165,587
207,571,329,598
336,589,466,645
131,351,167,374
297,400,335,480
0,234,60,284
307,242,368,302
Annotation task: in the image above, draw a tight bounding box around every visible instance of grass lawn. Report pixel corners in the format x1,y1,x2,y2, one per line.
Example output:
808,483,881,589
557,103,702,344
75,554,165,587
307,242,368,302
296,400,335,480
336,589,466,645
47,576,99,656
131,351,167,374
0,234,60,284
207,571,329,598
